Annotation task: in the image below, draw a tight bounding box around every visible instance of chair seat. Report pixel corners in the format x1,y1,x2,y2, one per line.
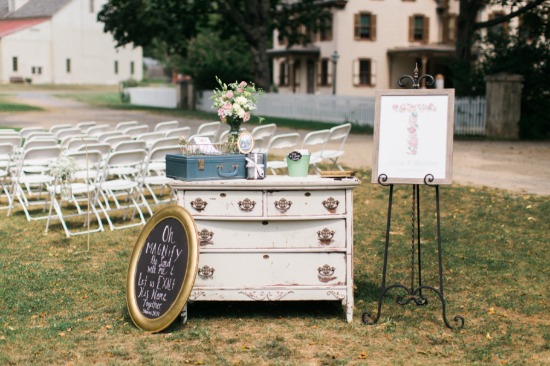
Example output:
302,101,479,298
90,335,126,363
49,182,95,195
147,162,166,172
18,174,55,185
73,170,99,180
322,150,344,159
0,169,7,177
143,176,173,185
107,167,140,176
100,179,139,191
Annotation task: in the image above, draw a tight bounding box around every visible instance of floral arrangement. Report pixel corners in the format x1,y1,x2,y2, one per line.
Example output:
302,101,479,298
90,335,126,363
211,76,264,128
48,155,77,181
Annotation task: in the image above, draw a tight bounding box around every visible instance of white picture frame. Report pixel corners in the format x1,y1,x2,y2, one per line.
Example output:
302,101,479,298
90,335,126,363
371,89,455,185
237,130,255,154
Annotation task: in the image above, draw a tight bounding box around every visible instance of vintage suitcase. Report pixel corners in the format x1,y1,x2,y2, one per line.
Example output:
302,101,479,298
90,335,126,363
166,154,247,181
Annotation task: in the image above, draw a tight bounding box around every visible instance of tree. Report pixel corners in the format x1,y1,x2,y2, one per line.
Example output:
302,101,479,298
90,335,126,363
453,0,547,95
98,0,332,90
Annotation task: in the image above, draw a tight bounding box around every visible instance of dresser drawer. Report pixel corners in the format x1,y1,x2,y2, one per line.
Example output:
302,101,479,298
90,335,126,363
183,190,263,217
267,190,346,217
195,252,347,287
196,219,346,249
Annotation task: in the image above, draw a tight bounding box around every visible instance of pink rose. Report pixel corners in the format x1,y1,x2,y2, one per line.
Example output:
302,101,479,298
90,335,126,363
226,91,234,99
239,81,247,88
237,88,243,93
243,112,250,122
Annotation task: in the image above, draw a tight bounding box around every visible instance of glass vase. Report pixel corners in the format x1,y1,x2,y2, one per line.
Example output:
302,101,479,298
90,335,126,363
60,180,72,201
226,117,242,153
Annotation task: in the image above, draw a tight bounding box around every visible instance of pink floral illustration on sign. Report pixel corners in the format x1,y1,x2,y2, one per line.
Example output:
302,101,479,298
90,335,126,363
392,103,437,155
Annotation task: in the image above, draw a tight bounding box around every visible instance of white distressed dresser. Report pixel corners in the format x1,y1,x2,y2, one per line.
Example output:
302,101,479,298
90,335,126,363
172,175,361,322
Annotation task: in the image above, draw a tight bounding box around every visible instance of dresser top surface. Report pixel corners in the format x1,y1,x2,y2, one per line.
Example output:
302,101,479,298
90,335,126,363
171,175,361,190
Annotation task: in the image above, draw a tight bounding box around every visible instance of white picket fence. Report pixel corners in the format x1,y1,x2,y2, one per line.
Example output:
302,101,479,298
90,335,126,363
129,87,486,136
198,91,486,136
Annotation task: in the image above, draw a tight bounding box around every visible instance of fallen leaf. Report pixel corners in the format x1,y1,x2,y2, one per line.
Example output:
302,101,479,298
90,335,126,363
486,333,492,340
308,342,317,345
105,325,112,329
59,332,66,337
527,217,537,221
488,307,496,315
358,352,368,359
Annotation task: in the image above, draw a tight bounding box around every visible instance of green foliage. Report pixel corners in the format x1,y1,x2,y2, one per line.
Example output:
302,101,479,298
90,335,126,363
0,95,43,112
180,29,254,90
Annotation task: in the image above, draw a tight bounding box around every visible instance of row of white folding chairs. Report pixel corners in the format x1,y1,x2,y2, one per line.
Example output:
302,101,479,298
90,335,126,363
264,123,352,174
3,143,181,237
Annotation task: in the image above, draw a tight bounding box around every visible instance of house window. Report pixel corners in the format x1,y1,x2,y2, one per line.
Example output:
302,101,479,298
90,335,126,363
409,14,429,43
488,11,508,36
38,67,42,75
32,67,36,74
130,61,135,75
354,12,377,41
319,15,333,41
353,59,376,86
279,61,289,86
66,58,71,73
445,14,457,42
12,57,18,72
318,58,331,86
114,61,119,74
293,60,301,87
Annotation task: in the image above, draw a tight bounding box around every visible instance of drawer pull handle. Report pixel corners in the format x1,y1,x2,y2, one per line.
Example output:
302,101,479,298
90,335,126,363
318,264,337,283
198,265,215,279
263,255,269,259
238,198,256,212
322,197,339,212
274,198,292,212
190,198,208,212
317,228,335,245
199,229,214,246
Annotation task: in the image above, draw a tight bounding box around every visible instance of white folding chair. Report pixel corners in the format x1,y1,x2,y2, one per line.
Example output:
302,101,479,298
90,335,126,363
115,121,139,131
65,137,99,152
168,126,191,139
97,131,124,142
251,123,277,153
25,131,55,142
19,127,46,138
49,124,73,135
0,135,22,148
154,120,179,132
142,145,181,213
22,138,58,151
44,150,105,237
123,125,149,137
86,124,110,136
265,133,301,175
78,143,112,159
300,129,331,173
56,128,83,140
8,146,61,221
136,131,166,149
196,121,221,141
0,129,19,135
113,140,146,152
217,130,229,143
95,149,148,231
76,121,96,130
0,143,16,210
320,123,352,171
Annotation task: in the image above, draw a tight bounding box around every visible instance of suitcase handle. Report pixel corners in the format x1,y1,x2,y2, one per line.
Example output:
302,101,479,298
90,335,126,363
217,164,239,177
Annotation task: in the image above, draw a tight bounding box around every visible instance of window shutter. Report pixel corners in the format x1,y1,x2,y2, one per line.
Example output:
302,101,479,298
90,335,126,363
423,16,430,43
284,62,289,86
317,60,322,85
408,16,414,42
370,60,377,86
371,14,377,41
354,13,360,39
352,60,360,86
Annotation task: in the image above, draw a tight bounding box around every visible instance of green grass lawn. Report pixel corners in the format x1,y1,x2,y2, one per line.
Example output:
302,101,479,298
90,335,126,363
0,170,548,365
0,95,43,112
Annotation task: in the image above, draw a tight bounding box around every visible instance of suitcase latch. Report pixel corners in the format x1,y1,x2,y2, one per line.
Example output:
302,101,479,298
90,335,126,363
198,159,205,171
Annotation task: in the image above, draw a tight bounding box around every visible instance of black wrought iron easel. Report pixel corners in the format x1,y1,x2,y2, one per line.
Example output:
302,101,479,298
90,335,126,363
362,65,464,330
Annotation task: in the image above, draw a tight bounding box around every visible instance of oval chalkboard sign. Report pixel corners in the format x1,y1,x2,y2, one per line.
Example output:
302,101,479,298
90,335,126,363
127,206,198,332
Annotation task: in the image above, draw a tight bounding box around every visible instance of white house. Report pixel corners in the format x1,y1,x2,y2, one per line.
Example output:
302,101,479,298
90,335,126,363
269,0,519,96
0,0,142,84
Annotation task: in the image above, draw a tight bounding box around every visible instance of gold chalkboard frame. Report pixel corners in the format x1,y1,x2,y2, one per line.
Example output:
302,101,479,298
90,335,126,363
126,205,199,333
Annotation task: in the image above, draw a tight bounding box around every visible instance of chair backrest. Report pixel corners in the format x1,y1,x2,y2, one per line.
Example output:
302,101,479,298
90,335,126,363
324,123,352,154
60,134,88,147
115,120,139,131
252,123,277,140
78,143,112,157
196,121,221,140
20,146,61,168
0,143,15,166
169,126,191,139
154,120,179,132
147,145,182,163
65,137,100,151
0,129,19,135
97,131,124,142
19,127,45,138
113,140,147,152
76,121,96,130
0,135,23,148
86,124,110,136
217,130,229,143
56,128,83,140
124,125,149,137
136,131,165,142
149,137,180,151
67,150,104,168
103,135,132,146
25,131,55,141
300,129,330,152
23,138,58,150
49,124,73,134
265,133,301,154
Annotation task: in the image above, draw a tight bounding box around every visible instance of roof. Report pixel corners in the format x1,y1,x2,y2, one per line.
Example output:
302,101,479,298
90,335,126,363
387,44,455,57
267,45,321,58
0,0,71,19
0,18,47,37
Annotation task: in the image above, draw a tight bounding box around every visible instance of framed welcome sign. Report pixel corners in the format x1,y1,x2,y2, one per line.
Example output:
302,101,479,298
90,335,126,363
371,89,455,185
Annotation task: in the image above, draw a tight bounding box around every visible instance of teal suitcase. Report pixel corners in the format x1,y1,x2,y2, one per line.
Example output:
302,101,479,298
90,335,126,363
166,154,246,181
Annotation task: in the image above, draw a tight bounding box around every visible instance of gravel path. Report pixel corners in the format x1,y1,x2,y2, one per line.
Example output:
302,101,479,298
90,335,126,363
2,90,548,196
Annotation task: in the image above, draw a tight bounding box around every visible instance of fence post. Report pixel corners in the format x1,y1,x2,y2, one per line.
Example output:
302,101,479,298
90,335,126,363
484,73,523,139
177,78,196,110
